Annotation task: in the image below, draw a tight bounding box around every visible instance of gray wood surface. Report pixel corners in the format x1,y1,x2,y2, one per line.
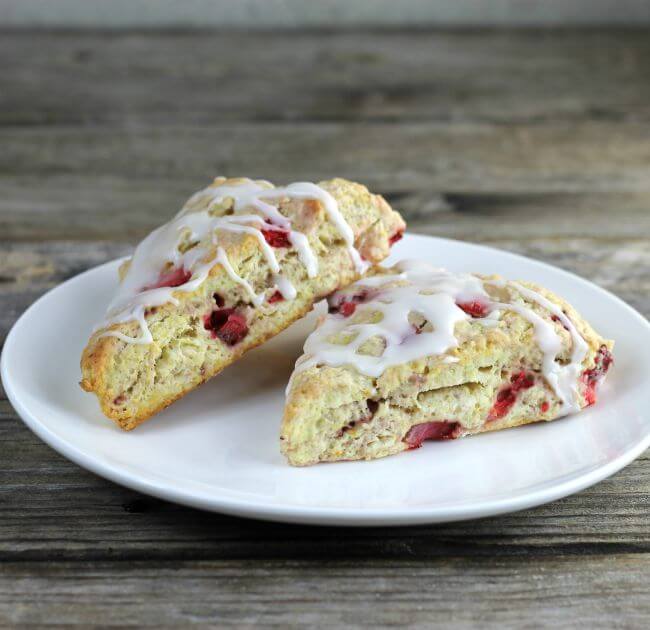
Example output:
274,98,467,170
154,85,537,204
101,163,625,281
3,0,650,28
1,29,649,628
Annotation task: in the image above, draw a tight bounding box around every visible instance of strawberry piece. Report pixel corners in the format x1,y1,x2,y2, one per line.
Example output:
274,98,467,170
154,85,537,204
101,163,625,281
551,314,570,331
145,267,191,290
404,421,460,448
217,313,249,345
337,400,380,438
583,385,597,406
204,308,249,345
581,345,613,406
597,345,614,372
488,371,535,421
268,290,284,304
510,371,535,391
540,401,550,413
367,399,379,414
457,299,490,318
261,228,291,248
205,308,233,331
389,230,404,246
339,301,357,317
328,290,370,316
489,389,517,421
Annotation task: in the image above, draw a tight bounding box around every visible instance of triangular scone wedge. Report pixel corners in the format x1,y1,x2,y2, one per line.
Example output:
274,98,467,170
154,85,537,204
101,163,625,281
281,260,613,465
81,177,405,429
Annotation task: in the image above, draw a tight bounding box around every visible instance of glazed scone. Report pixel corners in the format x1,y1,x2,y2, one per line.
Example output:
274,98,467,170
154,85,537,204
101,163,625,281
281,260,614,465
81,177,405,429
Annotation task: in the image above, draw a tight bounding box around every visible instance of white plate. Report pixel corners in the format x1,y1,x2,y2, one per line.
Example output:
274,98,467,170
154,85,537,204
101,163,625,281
2,235,649,526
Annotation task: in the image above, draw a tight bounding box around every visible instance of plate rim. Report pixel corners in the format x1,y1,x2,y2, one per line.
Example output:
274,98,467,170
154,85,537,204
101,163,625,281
3,234,650,526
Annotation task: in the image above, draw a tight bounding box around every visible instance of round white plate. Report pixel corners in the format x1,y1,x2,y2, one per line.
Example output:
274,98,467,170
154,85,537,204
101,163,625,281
2,234,649,526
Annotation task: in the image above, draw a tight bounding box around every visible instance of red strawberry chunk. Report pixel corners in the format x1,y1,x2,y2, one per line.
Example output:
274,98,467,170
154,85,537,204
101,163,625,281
268,290,284,304
457,299,490,318
489,389,517,421
597,345,614,372
389,230,404,246
488,371,535,421
405,421,460,448
581,345,613,406
204,308,249,345
205,308,233,330
511,371,535,391
336,400,380,438
217,315,249,345
367,399,379,414
328,290,370,316
145,267,191,290
551,314,570,331
261,228,291,248
583,385,597,406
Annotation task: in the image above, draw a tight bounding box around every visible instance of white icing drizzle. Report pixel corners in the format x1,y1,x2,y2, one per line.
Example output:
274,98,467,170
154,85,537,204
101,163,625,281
261,181,369,276
290,260,589,415
274,274,298,300
97,179,364,344
288,231,318,278
214,217,280,273
100,304,154,345
493,280,588,414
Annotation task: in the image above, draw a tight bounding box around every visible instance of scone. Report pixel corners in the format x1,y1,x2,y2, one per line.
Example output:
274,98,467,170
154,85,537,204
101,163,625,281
81,177,405,429
281,260,613,465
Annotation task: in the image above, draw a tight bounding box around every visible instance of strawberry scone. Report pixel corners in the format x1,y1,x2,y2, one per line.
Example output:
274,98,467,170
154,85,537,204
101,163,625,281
281,260,613,465
81,177,405,429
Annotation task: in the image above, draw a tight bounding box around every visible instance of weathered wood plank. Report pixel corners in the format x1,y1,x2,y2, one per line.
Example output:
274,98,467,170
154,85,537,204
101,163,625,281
2,123,649,194
4,175,650,243
2,122,650,242
1,557,649,628
1,30,649,125
404,193,650,242
0,241,131,360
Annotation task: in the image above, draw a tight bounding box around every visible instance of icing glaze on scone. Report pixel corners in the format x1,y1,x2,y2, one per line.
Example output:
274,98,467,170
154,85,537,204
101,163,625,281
292,260,589,414
99,179,368,344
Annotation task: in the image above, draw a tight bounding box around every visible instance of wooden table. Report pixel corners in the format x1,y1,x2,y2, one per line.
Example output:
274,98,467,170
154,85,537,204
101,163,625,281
2,29,649,627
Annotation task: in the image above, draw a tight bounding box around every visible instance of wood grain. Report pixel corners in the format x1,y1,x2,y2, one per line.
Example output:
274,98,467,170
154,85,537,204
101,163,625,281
1,30,649,125
1,28,649,628
2,558,650,628
2,124,650,241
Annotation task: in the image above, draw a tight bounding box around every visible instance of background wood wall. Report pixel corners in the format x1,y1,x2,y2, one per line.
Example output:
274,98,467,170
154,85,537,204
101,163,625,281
2,0,650,28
